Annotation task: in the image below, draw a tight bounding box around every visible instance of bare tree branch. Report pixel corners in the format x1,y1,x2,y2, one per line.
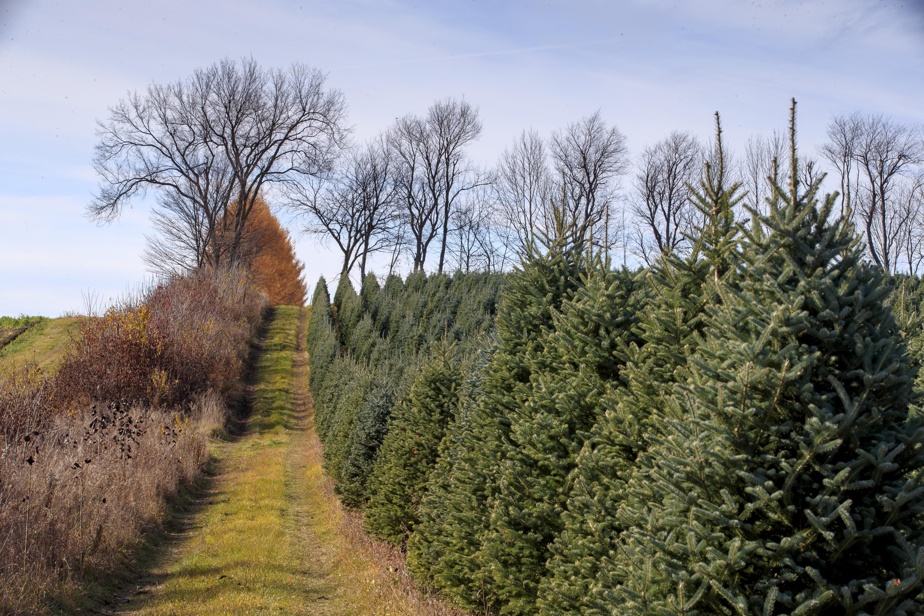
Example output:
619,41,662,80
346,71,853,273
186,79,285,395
630,130,702,264
295,136,400,278
92,57,347,272
549,111,629,255
494,129,553,256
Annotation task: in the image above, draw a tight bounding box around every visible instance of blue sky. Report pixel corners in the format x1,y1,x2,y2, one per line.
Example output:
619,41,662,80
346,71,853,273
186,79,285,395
1,0,922,316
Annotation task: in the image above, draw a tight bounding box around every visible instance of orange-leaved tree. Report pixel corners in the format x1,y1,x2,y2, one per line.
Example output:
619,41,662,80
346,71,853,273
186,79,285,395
221,197,308,306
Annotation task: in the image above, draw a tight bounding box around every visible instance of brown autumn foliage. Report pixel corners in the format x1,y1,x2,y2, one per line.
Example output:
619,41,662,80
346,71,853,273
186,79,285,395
224,197,308,306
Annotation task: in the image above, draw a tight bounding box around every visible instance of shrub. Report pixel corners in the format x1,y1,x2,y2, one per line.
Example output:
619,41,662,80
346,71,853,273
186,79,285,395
54,267,265,411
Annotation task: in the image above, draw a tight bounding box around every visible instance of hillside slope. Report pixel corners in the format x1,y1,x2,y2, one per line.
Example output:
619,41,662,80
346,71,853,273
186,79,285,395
0,316,83,374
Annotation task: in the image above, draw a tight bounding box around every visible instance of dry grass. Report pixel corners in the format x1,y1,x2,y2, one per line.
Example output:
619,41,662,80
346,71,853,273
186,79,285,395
0,268,267,614
54,268,266,411
0,399,210,614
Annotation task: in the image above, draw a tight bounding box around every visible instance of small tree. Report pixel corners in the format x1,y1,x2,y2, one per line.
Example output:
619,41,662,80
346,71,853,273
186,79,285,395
408,218,589,610
365,346,462,544
482,264,641,615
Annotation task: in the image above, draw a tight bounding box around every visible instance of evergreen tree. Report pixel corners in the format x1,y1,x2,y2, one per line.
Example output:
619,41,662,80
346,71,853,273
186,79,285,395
365,346,462,544
333,274,361,349
307,277,338,400
408,210,590,611
359,272,383,325
610,101,924,614
337,381,394,508
321,357,371,483
538,113,743,614
887,275,924,397
375,273,405,338
482,264,641,614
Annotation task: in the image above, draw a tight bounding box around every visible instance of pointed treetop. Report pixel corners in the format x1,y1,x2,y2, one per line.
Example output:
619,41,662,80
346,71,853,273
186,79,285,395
788,97,798,202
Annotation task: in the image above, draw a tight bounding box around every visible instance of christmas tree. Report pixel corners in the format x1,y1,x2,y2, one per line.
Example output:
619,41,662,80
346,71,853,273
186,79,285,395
539,114,743,614
483,263,641,614
365,346,462,544
610,100,924,614
408,208,590,610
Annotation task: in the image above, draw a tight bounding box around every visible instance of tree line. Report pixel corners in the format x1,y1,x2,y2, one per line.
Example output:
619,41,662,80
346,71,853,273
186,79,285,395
89,58,924,284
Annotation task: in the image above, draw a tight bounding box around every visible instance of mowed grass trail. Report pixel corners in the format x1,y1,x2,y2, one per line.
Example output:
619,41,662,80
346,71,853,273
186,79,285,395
112,306,460,616
115,306,335,615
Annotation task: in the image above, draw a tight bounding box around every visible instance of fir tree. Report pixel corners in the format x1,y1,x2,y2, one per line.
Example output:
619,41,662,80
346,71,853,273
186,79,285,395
407,208,590,611
337,381,394,508
333,274,361,349
482,263,641,615
610,100,924,615
538,114,743,615
365,346,462,544
307,277,336,392
321,357,371,484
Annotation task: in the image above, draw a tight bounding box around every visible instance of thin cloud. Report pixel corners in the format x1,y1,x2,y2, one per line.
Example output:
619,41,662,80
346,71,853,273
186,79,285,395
334,37,620,71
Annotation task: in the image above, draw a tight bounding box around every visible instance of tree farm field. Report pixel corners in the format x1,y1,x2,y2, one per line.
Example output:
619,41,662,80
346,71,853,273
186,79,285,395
3,38,923,616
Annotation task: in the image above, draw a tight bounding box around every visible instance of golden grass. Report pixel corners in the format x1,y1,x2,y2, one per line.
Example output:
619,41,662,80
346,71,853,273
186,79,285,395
118,306,467,616
0,316,83,375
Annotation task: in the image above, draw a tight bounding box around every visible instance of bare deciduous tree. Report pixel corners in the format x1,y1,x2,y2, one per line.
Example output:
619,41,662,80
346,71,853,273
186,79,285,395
297,136,400,278
630,131,702,263
820,113,863,218
549,112,629,253
896,172,924,275
823,113,922,272
390,114,437,273
742,131,786,215
389,98,485,273
743,129,821,220
143,188,213,275
494,130,553,256
856,115,922,273
449,184,510,273
91,57,347,272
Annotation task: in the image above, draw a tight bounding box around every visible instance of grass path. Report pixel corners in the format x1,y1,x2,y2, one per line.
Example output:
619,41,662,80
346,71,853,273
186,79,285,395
107,306,462,616
110,306,326,614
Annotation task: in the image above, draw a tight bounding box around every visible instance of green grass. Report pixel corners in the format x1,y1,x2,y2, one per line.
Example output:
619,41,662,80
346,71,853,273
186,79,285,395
0,316,83,375
0,315,46,329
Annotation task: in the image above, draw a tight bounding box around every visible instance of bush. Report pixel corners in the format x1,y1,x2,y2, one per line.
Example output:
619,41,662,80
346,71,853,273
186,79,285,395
54,267,265,411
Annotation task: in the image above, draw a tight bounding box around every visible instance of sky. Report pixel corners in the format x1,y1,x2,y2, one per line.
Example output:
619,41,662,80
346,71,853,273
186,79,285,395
1,0,922,316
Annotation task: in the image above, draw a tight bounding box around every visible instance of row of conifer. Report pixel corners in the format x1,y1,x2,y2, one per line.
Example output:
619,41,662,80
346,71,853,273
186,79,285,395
308,105,924,615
